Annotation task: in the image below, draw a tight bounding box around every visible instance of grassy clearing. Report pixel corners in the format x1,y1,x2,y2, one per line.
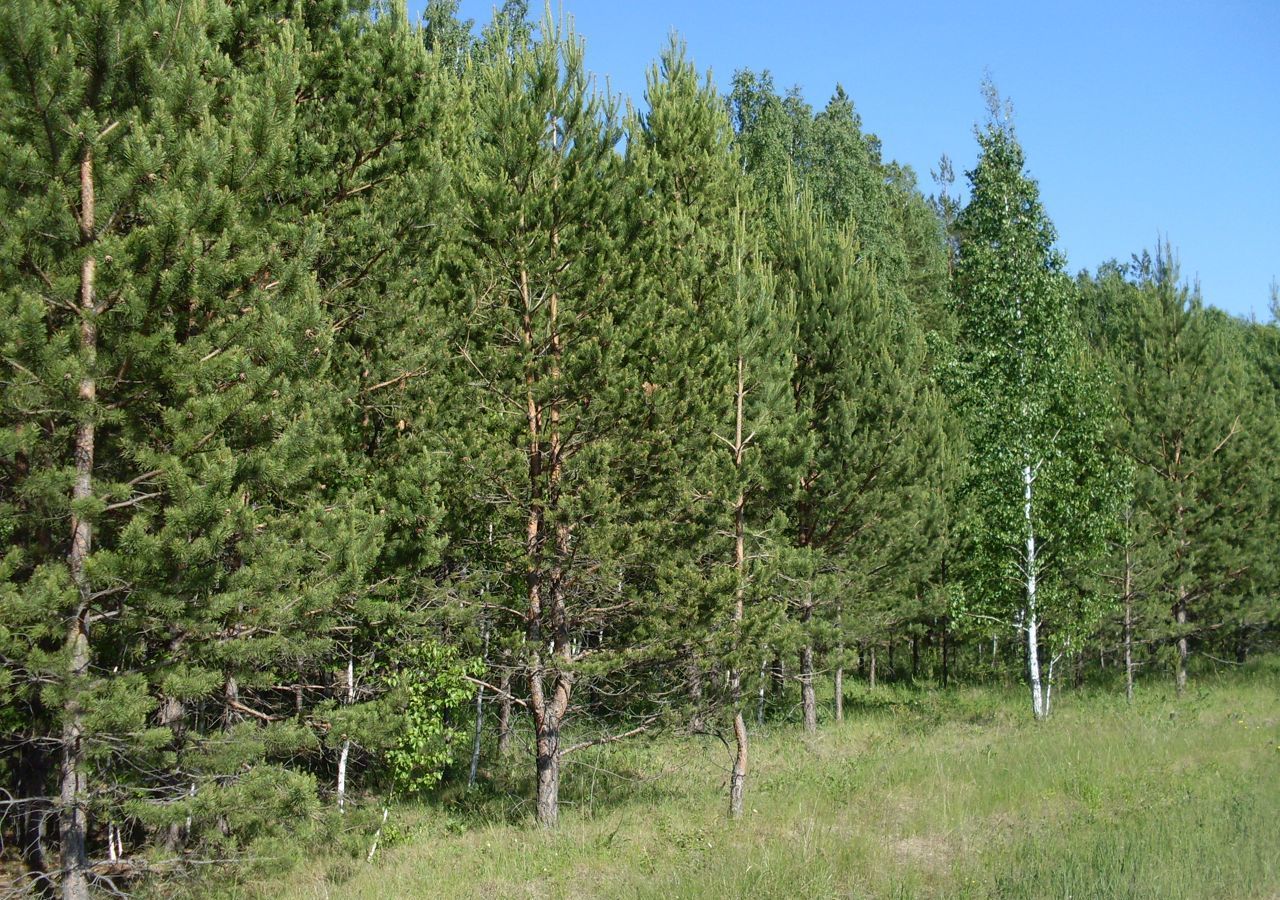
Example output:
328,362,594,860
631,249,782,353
233,661,1279,899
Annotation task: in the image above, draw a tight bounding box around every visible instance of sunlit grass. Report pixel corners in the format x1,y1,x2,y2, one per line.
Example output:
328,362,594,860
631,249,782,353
223,659,1280,899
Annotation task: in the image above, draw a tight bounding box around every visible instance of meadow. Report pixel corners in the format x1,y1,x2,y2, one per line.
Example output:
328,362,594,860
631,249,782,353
217,660,1280,899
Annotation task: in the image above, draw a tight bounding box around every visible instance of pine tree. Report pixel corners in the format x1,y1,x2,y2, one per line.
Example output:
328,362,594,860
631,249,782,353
768,188,947,731
448,12,648,827
1107,248,1276,690
0,1,468,885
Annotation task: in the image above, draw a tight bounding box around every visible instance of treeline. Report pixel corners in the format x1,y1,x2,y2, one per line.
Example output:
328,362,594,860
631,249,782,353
1,1,1276,894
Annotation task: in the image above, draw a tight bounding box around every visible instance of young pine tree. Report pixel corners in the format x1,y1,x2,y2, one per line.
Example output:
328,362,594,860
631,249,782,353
449,13,652,828
1109,249,1276,691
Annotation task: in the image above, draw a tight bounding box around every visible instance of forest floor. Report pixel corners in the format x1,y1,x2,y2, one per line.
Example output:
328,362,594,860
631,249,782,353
241,660,1279,899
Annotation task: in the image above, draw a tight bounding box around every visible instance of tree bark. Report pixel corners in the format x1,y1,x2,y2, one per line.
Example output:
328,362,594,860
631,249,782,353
1174,586,1188,694
868,645,876,689
940,618,950,687
1123,561,1134,703
727,354,749,818
521,239,574,827
60,146,98,900
337,656,355,810
468,625,489,789
534,726,560,826
1025,462,1045,720
799,642,817,734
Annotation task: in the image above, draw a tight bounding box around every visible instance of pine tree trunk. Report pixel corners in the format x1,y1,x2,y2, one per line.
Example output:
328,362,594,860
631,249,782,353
157,695,186,851
868,645,876,689
800,643,817,733
534,724,560,827
729,709,748,818
61,146,98,900
523,248,574,828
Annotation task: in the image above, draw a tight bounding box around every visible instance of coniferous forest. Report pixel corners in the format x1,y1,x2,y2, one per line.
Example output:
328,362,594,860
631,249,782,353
2,2,1277,897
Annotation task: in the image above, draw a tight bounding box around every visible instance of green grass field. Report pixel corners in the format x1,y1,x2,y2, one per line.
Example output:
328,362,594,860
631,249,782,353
233,662,1279,899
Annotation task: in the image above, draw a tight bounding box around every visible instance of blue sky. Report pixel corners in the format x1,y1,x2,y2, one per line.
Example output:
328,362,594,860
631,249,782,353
430,1,1278,319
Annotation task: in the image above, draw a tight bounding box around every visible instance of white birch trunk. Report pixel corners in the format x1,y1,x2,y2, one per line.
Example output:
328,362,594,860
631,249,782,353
1123,527,1135,702
468,622,489,788
337,655,354,812
1024,462,1045,720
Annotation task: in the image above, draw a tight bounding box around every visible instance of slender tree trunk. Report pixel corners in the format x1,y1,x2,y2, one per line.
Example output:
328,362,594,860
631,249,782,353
729,708,748,817
497,667,513,757
1045,653,1058,716
61,147,98,900
337,656,355,810
468,624,489,789
833,666,843,722
157,695,186,852
799,645,816,733
941,620,950,687
868,645,876,689
832,597,844,723
1123,557,1135,703
728,356,749,818
1174,585,1188,694
1025,463,1045,720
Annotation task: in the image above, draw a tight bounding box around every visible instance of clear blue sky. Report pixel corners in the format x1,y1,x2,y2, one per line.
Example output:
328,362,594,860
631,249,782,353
429,1,1279,319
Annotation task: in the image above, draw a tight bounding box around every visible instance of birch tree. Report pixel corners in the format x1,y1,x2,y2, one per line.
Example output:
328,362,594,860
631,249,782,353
949,87,1118,719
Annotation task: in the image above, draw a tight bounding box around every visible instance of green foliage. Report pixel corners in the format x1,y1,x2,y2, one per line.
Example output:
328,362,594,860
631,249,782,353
381,642,480,798
0,3,1275,892
948,87,1121,654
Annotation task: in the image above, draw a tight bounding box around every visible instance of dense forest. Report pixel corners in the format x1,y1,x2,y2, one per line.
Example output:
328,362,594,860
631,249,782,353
1,1,1276,896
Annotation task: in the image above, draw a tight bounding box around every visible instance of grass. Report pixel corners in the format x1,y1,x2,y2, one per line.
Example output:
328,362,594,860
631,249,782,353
230,661,1280,899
